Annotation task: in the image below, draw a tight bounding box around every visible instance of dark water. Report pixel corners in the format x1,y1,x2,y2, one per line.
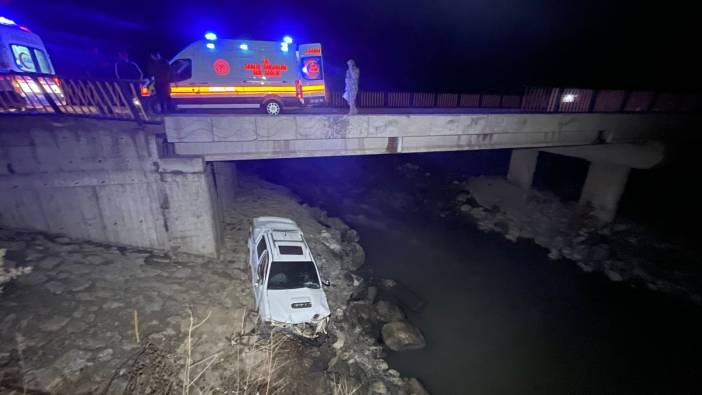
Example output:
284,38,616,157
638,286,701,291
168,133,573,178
241,152,702,394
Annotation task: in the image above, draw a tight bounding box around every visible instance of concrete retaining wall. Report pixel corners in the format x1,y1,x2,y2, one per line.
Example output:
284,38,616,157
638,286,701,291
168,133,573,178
0,116,221,256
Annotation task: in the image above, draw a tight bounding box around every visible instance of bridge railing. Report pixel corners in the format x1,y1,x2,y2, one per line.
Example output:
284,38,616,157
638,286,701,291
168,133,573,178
0,72,150,122
329,88,701,113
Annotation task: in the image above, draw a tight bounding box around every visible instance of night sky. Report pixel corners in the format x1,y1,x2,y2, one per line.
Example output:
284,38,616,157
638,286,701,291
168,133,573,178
2,0,699,92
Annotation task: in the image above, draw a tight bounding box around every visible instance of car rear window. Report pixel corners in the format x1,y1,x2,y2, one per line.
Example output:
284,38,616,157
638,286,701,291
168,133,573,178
279,245,303,255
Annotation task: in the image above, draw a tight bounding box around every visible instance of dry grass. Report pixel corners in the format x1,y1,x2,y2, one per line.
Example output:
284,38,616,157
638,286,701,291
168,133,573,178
330,374,362,395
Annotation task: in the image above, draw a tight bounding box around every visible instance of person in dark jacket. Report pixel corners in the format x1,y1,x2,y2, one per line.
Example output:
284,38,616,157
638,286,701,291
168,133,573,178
147,52,173,113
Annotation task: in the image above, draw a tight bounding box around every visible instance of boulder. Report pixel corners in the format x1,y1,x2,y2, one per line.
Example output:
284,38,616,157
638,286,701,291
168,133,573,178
345,243,365,271
381,321,426,351
375,300,405,322
407,377,431,395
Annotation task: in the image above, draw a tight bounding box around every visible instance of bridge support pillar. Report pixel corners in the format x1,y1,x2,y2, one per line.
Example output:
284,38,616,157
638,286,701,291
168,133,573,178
579,162,631,223
213,161,238,213
507,149,539,190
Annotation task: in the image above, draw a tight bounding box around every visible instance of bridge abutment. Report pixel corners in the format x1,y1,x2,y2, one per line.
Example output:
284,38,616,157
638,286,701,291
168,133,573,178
0,116,222,257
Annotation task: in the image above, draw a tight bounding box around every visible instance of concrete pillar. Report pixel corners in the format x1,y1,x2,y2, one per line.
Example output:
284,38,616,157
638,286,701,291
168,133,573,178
213,161,238,212
507,149,539,190
579,162,631,223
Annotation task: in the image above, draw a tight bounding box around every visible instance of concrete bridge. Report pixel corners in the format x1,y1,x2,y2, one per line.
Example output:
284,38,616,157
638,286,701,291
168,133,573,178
1,110,699,257
164,111,693,222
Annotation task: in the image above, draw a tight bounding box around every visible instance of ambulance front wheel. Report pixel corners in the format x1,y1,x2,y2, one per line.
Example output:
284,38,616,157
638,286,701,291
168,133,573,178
263,100,282,116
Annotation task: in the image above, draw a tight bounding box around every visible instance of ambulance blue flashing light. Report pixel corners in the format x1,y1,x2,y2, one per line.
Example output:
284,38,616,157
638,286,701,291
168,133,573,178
239,43,249,50
204,32,217,41
206,42,216,50
0,16,17,26
283,35,293,44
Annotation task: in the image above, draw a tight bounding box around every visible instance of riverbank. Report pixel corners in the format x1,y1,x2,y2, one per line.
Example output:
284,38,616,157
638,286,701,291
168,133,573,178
1,174,426,394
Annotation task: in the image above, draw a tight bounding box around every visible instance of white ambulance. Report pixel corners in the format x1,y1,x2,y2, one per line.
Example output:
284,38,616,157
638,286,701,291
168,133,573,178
1,16,62,111
0,16,55,75
146,35,326,115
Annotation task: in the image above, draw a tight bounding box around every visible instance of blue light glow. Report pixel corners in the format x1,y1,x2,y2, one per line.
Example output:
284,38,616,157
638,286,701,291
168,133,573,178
239,43,249,50
283,35,293,44
204,32,217,41
206,42,216,49
280,42,289,52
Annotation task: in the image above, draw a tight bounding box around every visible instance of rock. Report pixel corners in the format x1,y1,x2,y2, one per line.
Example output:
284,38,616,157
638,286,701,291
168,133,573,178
547,248,562,260
375,300,405,322
381,321,426,351
84,255,107,265
456,193,470,203
70,280,93,292
97,348,114,362
17,272,48,286
52,349,92,381
102,301,125,310
332,331,346,351
75,337,106,350
40,316,71,332
407,377,431,395
1,313,17,334
346,243,365,270
366,286,378,303
370,380,388,394
459,204,472,212
45,281,67,294
38,256,63,270
605,269,623,282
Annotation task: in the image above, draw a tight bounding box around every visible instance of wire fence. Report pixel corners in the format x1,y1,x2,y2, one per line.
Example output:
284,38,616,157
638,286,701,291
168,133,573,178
1,72,150,122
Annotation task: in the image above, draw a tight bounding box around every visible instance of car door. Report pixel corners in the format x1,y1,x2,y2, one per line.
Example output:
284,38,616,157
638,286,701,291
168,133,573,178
252,234,269,307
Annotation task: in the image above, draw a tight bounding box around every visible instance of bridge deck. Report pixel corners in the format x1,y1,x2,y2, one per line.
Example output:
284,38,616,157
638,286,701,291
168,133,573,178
163,112,696,161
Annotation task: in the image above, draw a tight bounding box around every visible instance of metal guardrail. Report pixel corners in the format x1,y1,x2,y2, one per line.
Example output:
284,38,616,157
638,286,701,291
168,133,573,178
329,88,701,113
1,72,149,122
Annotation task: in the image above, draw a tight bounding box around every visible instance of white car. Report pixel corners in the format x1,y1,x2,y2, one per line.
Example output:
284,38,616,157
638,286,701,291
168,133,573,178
248,217,331,337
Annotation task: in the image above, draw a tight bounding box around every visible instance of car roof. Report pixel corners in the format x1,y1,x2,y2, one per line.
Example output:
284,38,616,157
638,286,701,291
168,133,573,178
253,217,313,262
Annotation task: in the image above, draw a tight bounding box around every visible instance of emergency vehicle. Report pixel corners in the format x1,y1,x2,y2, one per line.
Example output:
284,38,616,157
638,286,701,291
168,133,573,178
143,35,326,115
1,16,62,110
248,217,331,337
0,16,55,75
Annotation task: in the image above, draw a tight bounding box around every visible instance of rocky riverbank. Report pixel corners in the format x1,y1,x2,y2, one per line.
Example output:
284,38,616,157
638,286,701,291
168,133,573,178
453,176,702,303
0,174,429,394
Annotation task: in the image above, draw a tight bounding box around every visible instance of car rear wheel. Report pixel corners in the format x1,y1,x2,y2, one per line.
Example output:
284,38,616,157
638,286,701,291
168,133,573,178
263,100,282,116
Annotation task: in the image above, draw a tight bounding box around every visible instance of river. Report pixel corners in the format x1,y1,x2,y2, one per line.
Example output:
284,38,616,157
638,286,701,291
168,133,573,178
241,152,702,394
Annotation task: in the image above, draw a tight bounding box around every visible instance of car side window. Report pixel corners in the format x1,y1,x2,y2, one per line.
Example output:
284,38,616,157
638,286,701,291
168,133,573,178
256,237,267,259
257,252,269,284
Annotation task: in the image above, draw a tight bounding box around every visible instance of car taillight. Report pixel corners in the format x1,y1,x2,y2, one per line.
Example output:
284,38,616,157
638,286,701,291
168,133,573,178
295,80,303,99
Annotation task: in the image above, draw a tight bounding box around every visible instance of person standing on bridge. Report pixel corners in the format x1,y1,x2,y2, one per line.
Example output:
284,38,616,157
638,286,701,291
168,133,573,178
344,59,360,115
147,52,173,113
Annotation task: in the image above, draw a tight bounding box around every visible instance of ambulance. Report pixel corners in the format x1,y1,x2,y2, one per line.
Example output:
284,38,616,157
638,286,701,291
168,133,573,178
145,34,326,115
0,16,55,75
1,16,62,111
